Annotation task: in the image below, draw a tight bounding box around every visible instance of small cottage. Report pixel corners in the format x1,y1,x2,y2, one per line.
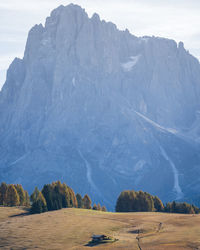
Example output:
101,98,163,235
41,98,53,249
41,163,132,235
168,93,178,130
92,235,107,242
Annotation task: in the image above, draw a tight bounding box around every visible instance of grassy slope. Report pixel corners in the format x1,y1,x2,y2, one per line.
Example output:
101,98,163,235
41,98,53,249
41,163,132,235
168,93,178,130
0,207,200,249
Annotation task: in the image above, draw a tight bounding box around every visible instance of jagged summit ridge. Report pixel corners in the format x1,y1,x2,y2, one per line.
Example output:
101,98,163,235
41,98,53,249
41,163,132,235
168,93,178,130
1,4,200,209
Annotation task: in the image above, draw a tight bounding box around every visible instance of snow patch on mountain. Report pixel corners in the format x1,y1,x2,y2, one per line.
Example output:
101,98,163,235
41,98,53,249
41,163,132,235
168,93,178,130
134,111,178,135
9,153,29,166
159,146,184,200
133,160,146,172
41,39,51,46
78,150,101,195
121,55,141,72
72,77,76,87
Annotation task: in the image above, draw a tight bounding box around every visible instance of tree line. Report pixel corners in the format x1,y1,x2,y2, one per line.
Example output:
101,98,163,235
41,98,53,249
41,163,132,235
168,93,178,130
0,182,30,207
115,190,200,214
2,181,197,215
0,181,107,214
30,181,107,213
76,193,106,212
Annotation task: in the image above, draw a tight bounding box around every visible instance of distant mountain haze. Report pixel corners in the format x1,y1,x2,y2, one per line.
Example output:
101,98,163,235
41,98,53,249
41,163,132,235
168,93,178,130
0,4,200,209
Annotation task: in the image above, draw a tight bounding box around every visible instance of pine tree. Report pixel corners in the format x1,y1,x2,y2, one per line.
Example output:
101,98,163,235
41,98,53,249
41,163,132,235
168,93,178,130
30,187,40,203
97,203,101,211
15,184,26,206
116,190,155,212
6,185,20,206
30,192,47,214
52,181,63,210
136,191,154,212
93,204,97,210
68,187,78,208
42,184,54,210
76,193,83,208
24,191,30,207
62,183,70,208
101,206,107,212
116,191,136,212
83,194,92,209
144,192,155,212
171,201,177,213
181,202,194,214
0,182,8,205
42,181,78,211
192,204,200,214
165,202,172,213
115,191,126,212
153,196,164,212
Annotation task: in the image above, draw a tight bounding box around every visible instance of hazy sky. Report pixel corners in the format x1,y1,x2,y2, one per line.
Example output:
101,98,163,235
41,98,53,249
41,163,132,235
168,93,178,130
0,0,200,88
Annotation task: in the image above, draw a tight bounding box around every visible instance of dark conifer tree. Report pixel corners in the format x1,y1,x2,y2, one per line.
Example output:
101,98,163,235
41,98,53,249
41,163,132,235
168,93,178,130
166,202,196,214
30,192,47,214
30,187,40,203
165,202,172,213
129,191,137,212
153,196,164,212
116,190,154,212
192,204,200,214
172,201,177,213
116,191,131,212
101,206,107,212
0,182,8,205
83,194,92,209
181,202,194,214
15,184,26,206
42,184,54,210
144,192,154,212
68,187,78,208
97,203,101,211
42,181,77,211
53,181,63,209
6,185,20,206
93,204,97,210
24,191,30,207
76,193,83,208
62,183,70,208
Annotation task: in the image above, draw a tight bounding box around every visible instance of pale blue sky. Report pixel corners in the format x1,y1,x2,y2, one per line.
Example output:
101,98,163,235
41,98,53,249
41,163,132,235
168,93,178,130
0,0,200,89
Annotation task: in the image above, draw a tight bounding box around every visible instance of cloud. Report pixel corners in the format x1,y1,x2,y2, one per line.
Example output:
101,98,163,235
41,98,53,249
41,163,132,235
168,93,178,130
0,0,61,11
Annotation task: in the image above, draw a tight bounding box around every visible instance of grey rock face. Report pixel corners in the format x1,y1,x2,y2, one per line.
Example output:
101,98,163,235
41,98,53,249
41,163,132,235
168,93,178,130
1,4,200,209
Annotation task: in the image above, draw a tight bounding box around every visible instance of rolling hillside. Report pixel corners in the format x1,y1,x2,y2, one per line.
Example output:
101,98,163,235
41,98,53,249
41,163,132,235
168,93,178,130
0,207,200,249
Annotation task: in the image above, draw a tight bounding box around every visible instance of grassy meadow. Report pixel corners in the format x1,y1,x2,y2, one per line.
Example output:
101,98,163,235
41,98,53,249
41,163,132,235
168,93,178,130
0,207,200,249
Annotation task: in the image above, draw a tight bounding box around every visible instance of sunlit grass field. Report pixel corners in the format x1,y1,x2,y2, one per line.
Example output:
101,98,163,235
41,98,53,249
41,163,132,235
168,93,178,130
0,207,200,249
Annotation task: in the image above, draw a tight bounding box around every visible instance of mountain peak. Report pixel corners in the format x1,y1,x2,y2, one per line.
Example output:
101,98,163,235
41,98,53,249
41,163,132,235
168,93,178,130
49,4,87,19
50,3,86,15
178,41,185,50
1,4,200,210
92,13,100,21
45,4,88,29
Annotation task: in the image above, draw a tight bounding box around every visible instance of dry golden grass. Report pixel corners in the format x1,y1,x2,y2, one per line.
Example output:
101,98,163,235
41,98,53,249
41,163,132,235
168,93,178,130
0,207,200,249
0,206,28,222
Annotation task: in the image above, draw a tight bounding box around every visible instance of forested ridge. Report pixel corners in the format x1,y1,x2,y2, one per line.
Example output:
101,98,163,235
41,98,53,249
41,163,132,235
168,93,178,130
116,190,200,214
0,181,107,214
1,182,199,214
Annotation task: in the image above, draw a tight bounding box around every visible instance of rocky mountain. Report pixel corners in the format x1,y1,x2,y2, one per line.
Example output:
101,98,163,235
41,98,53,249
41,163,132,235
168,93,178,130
1,4,200,209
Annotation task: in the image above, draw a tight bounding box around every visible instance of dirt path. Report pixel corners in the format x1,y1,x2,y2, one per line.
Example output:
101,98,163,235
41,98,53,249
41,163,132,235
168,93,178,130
136,230,142,250
134,221,163,250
